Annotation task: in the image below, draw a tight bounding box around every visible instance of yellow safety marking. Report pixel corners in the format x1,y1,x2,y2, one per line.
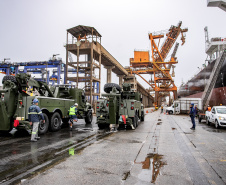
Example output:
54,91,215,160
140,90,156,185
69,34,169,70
220,160,226,162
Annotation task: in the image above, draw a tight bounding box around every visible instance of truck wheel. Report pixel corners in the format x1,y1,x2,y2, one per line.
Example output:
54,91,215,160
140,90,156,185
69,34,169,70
136,113,139,127
85,110,93,124
62,118,70,127
206,118,210,125
50,112,61,131
215,120,220,129
141,111,144,121
2,75,17,84
104,83,121,93
98,124,106,129
169,110,173,114
132,114,138,128
39,113,49,134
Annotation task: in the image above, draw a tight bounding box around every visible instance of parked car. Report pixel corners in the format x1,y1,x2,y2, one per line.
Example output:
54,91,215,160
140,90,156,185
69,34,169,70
206,106,226,128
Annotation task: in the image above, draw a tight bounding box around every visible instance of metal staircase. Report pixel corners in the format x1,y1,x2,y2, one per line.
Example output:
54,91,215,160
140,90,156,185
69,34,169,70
202,50,226,109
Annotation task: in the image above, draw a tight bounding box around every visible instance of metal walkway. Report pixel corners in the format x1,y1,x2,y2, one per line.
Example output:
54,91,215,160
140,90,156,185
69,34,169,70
202,50,226,108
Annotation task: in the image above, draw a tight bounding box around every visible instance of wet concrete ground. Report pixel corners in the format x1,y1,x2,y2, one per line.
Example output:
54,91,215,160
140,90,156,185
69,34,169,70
1,110,226,184
0,117,109,184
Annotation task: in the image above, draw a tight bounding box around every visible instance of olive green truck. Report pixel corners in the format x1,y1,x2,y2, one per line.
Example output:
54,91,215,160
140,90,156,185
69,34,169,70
0,74,92,134
96,83,144,130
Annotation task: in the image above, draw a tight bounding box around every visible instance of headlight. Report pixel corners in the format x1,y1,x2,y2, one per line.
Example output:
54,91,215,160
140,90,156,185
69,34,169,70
218,116,226,120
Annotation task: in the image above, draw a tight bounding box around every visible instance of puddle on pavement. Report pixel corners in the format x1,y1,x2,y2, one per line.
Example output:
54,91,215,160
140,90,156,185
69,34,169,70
203,128,223,133
74,128,94,132
157,122,162,125
199,125,226,133
138,153,166,183
128,140,142,143
122,171,130,180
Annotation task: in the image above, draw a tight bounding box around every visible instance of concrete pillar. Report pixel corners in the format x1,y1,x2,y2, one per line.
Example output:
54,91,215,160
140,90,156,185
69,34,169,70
90,44,93,104
117,75,124,87
169,95,171,106
155,91,159,107
105,66,115,83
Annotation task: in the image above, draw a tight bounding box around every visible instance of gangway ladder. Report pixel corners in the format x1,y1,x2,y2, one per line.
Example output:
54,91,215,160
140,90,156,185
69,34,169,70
202,50,226,109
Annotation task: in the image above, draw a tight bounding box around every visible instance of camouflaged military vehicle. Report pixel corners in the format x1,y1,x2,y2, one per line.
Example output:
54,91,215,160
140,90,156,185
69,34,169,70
96,83,144,130
0,74,92,134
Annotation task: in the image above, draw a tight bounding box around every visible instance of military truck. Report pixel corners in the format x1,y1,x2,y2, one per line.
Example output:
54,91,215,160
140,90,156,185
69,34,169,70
96,83,144,130
0,74,92,134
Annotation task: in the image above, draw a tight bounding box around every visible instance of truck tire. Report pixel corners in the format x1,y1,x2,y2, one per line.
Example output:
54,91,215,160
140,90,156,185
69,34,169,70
39,113,49,134
132,114,138,128
104,83,121,93
206,118,210,125
62,118,70,127
215,120,220,129
50,112,61,131
85,110,93,124
141,111,144,121
2,75,17,84
98,124,106,130
136,113,139,127
169,110,173,114
198,116,202,123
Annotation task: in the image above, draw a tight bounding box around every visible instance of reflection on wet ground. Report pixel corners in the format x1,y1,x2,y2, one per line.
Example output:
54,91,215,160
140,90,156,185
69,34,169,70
0,118,112,184
198,121,226,133
138,153,166,183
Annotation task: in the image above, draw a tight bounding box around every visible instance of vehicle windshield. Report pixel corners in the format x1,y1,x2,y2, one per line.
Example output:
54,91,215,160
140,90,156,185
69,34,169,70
216,108,226,114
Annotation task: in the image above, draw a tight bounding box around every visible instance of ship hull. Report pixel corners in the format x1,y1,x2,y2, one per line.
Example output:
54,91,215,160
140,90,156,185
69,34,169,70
178,58,226,106
182,86,226,106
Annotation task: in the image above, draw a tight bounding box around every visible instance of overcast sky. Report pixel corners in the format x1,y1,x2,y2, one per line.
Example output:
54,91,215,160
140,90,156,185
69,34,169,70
0,0,225,91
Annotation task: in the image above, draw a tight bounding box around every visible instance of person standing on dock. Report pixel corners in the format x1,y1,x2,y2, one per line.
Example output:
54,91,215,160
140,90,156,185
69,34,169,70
68,103,78,131
28,99,45,142
194,105,199,119
189,103,196,130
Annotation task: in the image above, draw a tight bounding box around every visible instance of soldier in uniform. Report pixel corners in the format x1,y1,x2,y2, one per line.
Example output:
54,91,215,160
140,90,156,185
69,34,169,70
69,103,78,131
28,99,45,142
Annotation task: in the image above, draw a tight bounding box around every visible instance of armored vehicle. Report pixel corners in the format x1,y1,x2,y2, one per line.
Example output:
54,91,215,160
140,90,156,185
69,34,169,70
0,74,92,134
96,83,144,130
95,98,109,129
118,83,144,128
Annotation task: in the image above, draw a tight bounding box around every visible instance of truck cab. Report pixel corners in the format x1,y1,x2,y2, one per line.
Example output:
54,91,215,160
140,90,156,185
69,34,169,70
166,104,180,114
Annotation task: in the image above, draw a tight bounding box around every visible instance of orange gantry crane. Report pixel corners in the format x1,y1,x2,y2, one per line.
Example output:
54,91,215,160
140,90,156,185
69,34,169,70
126,21,188,106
